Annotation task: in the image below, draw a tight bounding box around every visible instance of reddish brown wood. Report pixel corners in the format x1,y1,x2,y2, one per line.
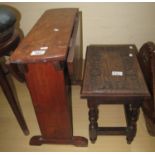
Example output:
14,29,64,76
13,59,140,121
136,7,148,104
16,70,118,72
138,42,155,136
67,11,83,84
0,30,29,135
10,8,87,146
30,136,88,147
81,45,150,144
11,8,83,85
26,62,73,139
10,8,78,63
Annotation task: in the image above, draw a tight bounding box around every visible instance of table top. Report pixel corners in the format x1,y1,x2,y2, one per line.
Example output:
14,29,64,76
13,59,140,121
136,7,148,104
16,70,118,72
81,45,150,99
10,8,78,64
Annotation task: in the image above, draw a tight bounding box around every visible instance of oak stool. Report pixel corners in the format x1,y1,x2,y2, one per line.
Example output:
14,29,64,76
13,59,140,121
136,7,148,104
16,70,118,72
81,45,150,144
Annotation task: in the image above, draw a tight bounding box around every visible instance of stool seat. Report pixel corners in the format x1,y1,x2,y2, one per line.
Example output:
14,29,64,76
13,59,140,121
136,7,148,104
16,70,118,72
0,6,16,32
0,6,16,43
81,44,150,144
81,45,149,99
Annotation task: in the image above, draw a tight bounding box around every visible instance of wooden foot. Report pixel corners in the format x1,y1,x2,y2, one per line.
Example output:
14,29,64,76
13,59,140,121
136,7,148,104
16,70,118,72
30,136,88,147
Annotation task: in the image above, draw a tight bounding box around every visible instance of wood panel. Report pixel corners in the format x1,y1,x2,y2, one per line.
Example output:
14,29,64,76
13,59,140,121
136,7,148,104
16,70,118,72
67,12,83,85
25,62,72,139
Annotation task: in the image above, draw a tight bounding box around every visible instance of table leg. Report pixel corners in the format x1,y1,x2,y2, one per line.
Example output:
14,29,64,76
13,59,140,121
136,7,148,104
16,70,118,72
88,101,98,143
126,103,141,144
0,65,29,135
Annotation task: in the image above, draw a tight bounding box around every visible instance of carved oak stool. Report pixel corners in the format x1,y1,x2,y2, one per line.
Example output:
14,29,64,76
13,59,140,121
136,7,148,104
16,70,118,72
81,45,150,144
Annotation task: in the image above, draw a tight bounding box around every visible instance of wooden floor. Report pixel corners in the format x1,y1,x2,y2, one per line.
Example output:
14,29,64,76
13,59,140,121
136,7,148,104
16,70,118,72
0,77,155,152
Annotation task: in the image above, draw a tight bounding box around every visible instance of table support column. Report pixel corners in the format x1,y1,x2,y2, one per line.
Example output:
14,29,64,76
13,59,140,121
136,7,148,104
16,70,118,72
88,101,98,143
125,102,141,144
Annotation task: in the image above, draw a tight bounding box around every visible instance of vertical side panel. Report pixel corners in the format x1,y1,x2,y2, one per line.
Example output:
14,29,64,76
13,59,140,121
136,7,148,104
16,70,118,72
67,12,83,85
25,62,73,139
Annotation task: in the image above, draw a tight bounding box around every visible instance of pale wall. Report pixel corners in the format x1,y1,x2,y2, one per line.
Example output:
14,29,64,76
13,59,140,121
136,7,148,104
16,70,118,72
1,2,155,57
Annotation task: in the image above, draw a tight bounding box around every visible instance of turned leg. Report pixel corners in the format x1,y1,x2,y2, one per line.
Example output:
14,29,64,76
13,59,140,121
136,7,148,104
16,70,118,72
125,102,141,144
0,65,29,135
88,101,98,143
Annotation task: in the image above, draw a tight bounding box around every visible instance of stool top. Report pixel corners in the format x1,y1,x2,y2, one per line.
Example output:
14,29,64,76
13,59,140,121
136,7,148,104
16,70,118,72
0,30,20,57
0,6,16,32
10,8,78,64
81,45,150,100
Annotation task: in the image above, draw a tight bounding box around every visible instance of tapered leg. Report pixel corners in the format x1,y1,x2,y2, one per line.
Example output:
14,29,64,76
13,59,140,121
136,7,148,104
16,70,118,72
88,101,98,143
0,65,29,135
125,103,141,144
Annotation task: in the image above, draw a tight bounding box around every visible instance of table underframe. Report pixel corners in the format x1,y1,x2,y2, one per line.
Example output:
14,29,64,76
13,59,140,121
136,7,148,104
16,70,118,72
87,98,141,144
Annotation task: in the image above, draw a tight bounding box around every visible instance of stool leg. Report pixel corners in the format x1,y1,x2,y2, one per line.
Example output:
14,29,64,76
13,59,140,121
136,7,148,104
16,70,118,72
88,101,98,143
0,66,29,135
126,103,141,144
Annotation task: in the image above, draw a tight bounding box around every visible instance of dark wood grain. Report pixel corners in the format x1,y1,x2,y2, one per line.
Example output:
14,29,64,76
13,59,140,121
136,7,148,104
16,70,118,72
81,45,149,99
138,41,155,136
81,44,150,144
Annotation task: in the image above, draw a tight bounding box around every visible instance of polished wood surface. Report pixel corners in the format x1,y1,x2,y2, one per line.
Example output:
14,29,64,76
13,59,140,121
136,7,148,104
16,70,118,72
0,30,29,135
10,8,78,63
10,8,87,146
26,62,72,139
81,45,150,144
138,42,155,136
81,45,149,99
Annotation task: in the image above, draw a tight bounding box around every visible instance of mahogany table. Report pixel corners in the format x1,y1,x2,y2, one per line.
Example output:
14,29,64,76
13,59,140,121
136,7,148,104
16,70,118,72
10,8,88,146
81,45,150,144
